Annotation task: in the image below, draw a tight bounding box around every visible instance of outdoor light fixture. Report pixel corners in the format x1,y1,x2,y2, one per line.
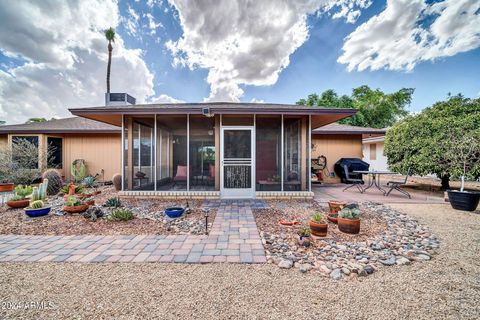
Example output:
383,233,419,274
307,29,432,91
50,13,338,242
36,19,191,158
207,129,214,136
203,207,210,235
202,107,214,118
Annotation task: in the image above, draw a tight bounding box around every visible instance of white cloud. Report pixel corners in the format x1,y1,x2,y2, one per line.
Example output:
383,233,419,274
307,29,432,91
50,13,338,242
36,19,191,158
338,0,480,72
0,0,157,124
150,94,185,104
250,98,265,103
144,13,164,35
166,0,371,102
124,4,140,38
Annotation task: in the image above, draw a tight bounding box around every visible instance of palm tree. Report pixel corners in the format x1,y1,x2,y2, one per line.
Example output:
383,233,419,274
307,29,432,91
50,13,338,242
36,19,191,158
104,27,116,93
25,118,47,124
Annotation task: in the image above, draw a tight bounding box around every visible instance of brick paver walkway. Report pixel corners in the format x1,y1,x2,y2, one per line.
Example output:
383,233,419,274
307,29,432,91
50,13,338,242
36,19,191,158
0,200,266,264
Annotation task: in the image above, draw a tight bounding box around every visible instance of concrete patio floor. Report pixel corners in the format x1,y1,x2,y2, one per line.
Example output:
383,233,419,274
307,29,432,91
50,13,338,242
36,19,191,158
314,183,445,204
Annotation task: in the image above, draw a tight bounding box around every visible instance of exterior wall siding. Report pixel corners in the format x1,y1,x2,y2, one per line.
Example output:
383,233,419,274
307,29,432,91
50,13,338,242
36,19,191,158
312,134,363,183
63,133,121,182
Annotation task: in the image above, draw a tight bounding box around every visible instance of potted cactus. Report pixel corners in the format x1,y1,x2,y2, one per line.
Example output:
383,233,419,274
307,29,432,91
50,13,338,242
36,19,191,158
25,200,51,217
337,205,361,234
297,227,311,247
63,196,89,214
6,185,33,208
309,213,328,237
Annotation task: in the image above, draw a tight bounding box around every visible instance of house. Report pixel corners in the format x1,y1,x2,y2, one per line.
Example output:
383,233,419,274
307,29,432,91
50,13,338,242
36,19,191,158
362,135,388,171
0,117,121,182
69,102,356,199
311,123,386,183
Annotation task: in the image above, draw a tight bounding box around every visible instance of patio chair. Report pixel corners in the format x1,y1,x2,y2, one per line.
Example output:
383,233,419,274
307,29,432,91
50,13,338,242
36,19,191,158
386,168,411,199
342,164,364,193
172,165,187,187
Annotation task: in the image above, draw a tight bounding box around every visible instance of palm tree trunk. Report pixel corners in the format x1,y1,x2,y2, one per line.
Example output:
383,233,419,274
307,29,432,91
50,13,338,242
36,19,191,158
106,42,112,93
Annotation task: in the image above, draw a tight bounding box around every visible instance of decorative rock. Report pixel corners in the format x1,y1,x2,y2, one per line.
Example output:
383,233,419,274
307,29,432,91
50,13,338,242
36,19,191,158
414,254,431,261
380,256,396,266
299,264,313,273
330,268,342,280
278,259,293,269
364,265,375,274
396,257,411,266
341,267,351,275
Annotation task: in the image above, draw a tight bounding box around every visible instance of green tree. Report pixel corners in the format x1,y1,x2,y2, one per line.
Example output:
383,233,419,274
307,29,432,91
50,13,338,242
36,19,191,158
384,95,480,190
104,27,116,93
297,86,413,128
25,118,47,124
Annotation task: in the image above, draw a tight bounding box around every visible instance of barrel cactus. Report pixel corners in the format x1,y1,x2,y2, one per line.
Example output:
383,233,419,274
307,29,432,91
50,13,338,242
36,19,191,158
42,169,63,195
30,200,44,209
112,173,122,191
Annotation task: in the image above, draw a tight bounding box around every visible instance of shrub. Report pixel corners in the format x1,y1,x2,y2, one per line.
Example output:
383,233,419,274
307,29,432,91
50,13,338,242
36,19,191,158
42,169,63,195
110,208,133,221
112,173,122,191
30,200,44,209
311,213,323,223
339,207,361,220
14,185,33,199
104,197,121,208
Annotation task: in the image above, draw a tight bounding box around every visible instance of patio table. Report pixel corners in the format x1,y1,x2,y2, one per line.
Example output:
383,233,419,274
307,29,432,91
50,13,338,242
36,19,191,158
353,170,397,195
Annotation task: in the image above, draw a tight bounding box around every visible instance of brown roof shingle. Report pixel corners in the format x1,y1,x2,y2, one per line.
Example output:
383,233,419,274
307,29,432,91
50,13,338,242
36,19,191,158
0,117,120,134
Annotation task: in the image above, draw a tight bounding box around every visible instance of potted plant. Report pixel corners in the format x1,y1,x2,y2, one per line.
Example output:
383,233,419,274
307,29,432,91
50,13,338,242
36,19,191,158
0,182,14,192
6,185,33,208
297,227,311,247
443,129,480,211
61,183,86,200
309,213,328,237
25,200,51,217
63,196,89,214
84,197,95,206
327,200,345,223
337,205,361,234
83,176,101,195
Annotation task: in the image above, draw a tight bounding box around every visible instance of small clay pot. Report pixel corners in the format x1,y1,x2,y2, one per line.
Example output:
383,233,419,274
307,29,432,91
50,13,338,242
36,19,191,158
7,199,30,209
328,200,346,214
309,220,328,237
85,200,95,206
337,217,360,234
297,236,311,247
63,204,89,214
0,183,14,192
327,213,338,224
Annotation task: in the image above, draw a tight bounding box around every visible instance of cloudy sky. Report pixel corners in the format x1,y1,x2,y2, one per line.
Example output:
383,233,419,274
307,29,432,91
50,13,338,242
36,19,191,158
0,0,479,124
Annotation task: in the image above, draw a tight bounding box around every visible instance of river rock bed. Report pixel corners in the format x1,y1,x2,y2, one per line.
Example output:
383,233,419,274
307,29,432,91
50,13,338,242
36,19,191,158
254,201,440,280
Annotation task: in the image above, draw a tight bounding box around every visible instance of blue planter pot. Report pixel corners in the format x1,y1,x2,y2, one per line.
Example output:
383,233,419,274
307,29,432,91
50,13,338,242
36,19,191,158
25,206,51,217
164,207,185,218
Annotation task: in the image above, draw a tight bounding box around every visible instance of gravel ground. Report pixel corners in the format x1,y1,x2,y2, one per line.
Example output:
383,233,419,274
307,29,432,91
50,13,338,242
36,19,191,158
1,203,479,319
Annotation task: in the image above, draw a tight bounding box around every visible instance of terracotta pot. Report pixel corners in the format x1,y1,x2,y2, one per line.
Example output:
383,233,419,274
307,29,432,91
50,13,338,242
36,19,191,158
63,204,89,214
327,213,338,224
85,200,95,206
0,183,15,192
328,200,346,214
7,199,30,208
337,217,360,234
93,190,102,195
309,220,328,237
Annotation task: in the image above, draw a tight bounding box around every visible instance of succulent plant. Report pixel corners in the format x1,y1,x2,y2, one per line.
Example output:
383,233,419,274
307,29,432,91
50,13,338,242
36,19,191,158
60,184,84,195
297,227,311,238
42,169,63,195
311,213,323,223
109,208,133,221
65,196,83,207
104,197,121,208
83,176,97,188
30,200,44,209
14,185,33,199
112,173,122,191
339,207,361,220
71,159,87,182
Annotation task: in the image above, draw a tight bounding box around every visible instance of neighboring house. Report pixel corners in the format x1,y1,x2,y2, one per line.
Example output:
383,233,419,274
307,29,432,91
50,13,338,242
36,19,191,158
0,117,121,182
70,102,356,199
362,135,388,171
311,123,386,183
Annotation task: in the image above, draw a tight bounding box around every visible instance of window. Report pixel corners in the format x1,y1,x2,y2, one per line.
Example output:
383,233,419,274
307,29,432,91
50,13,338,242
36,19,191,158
370,143,377,160
47,137,63,168
12,136,39,169
256,115,281,191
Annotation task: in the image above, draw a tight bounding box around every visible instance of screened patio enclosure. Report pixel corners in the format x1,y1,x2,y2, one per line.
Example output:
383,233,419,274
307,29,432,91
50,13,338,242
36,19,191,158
70,102,356,199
